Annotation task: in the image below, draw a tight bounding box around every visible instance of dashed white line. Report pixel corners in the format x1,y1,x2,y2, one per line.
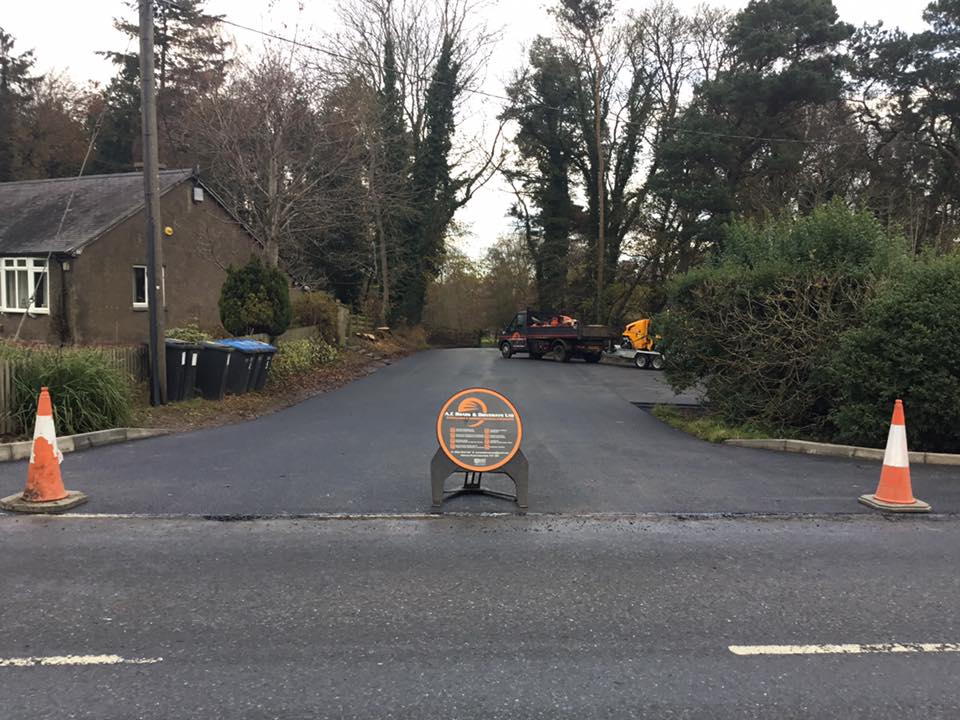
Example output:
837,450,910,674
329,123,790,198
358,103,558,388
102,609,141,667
729,643,960,656
0,655,162,667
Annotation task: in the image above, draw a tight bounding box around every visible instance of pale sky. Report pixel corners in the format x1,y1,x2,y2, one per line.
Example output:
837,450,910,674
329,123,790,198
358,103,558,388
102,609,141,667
3,0,932,258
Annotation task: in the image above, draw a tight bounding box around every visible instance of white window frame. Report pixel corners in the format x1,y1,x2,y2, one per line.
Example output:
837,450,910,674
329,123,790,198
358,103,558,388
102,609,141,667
132,265,148,309
1,257,50,315
132,265,166,309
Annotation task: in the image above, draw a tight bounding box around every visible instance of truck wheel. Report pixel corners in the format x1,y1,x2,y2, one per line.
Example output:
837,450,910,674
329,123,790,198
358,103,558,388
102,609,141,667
634,353,649,369
585,352,602,363
650,354,664,370
500,342,513,359
552,341,568,363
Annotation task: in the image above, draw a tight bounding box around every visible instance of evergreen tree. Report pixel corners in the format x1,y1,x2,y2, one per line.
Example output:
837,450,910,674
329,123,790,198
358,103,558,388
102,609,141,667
851,0,960,251
503,38,580,310
394,35,460,325
91,54,141,173
374,24,412,322
219,256,292,337
0,28,38,181
650,0,854,253
99,0,228,169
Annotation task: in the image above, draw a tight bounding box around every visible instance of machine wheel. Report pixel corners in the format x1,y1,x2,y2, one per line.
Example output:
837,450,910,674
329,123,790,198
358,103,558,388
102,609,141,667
500,341,513,359
552,341,568,363
650,354,665,370
585,352,602,363
634,353,649,369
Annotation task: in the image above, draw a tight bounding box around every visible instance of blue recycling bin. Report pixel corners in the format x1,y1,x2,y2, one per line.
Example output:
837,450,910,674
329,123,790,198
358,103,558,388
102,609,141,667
215,339,277,392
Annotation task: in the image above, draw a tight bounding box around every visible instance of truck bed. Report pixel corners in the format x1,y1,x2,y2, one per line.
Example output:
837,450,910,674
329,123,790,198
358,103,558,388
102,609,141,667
524,324,619,341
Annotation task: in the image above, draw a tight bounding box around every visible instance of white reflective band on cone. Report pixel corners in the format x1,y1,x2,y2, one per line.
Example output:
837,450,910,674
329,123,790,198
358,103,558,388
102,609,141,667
882,423,909,469
29,415,63,465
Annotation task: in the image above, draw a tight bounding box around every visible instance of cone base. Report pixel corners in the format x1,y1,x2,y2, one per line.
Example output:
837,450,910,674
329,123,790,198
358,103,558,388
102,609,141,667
0,490,88,514
859,493,931,513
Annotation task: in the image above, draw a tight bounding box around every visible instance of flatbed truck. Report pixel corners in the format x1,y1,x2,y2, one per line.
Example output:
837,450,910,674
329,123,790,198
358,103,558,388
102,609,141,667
497,309,619,363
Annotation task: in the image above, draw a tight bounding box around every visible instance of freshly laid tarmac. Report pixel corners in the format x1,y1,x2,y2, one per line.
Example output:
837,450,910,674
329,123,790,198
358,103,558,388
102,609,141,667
0,348,957,516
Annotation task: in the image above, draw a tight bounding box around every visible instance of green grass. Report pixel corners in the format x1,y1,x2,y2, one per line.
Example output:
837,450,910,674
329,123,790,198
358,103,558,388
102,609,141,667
651,405,771,443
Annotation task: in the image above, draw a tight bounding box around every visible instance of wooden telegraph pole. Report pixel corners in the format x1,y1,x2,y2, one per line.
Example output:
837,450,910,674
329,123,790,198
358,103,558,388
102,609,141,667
139,0,167,405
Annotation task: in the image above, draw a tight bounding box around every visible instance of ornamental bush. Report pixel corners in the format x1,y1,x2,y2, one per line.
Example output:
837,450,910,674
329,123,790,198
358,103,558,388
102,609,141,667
0,345,133,436
165,324,211,343
219,256,292,338
827,254,960,452
269,338,339,384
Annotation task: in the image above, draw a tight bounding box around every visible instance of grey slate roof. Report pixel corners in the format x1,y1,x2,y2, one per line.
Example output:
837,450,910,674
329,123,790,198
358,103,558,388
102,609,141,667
0,169,193,255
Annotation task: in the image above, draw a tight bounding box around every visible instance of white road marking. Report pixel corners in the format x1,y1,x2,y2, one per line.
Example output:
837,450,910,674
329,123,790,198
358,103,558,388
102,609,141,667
729,643,960,656
0,655,162,667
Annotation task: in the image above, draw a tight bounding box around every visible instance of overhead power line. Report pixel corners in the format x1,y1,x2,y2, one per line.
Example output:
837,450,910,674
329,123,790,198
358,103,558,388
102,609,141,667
152,0,903,149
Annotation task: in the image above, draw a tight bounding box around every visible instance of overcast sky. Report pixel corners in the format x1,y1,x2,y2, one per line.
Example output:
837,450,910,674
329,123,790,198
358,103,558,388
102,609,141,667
4,0,932,258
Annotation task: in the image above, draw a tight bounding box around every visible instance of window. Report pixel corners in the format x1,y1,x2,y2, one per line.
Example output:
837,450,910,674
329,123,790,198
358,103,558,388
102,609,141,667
133,266,148,308
1,258,49,314
133,265,166,308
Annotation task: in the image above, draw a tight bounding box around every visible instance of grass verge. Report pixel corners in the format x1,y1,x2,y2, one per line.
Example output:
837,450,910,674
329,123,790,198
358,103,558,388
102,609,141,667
651,405,771,443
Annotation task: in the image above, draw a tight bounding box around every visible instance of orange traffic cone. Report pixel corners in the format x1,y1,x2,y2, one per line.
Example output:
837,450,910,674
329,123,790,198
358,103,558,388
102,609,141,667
0,387,87,513
858,399,931,513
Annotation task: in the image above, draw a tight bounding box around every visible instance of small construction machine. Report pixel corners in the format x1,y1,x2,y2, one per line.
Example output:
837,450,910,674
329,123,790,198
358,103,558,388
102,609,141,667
607,318,664,369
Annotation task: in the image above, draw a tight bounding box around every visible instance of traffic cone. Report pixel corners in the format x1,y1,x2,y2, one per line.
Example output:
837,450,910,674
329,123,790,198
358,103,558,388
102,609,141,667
0,387,87,513
858,399,931,513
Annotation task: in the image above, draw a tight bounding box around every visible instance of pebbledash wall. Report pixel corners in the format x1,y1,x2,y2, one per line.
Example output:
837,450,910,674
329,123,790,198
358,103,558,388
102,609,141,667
0,181,261,345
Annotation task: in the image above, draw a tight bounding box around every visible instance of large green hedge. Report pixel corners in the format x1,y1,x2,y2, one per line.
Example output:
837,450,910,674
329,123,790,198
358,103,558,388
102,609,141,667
657,203,901,438
219,256,292,337
828,255,960,452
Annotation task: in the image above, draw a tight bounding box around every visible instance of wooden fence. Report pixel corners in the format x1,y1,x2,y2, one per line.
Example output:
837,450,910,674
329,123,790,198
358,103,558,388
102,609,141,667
352,313,375,334
98,345,150,383
0,345,148,436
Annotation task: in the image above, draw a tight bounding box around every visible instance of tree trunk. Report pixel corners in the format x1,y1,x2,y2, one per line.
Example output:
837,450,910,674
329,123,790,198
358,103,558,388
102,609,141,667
590,37,605,323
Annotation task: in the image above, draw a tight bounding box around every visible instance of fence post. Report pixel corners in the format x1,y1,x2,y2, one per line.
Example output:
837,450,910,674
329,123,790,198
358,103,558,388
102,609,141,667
337,304,350,348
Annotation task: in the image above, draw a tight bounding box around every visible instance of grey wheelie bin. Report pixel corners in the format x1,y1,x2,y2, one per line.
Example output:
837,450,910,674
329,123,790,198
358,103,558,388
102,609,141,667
164,339,201,402
195,342,234,401
215,339,277,392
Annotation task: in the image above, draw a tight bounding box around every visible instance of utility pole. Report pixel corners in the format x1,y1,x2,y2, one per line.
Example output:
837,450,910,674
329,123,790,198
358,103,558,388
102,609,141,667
139,0,167,405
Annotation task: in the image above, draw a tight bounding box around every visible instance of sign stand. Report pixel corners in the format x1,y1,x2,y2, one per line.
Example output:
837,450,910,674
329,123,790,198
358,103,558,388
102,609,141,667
430,448,529,512
431,387,528,513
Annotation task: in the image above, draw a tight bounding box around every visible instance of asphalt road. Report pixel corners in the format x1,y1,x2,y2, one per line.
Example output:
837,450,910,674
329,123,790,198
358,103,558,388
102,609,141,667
0,515,957,719
0,348,957,516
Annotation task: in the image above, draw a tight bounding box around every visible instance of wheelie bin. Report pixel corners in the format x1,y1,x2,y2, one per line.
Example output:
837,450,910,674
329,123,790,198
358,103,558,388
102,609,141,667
248,342,278,391
195,342,234,401
164,339,203,402
219,341,255,395
215,339,277,392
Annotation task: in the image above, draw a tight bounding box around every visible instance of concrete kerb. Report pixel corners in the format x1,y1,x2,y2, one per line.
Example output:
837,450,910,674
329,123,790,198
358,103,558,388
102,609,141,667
725,438,960,467
0,428,170,463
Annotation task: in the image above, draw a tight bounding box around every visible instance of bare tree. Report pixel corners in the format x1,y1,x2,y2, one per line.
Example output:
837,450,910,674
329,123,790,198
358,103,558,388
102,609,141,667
188,46,336,268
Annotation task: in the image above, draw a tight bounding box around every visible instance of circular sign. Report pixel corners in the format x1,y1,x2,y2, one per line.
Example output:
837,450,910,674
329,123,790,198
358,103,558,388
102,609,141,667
436,388,523,473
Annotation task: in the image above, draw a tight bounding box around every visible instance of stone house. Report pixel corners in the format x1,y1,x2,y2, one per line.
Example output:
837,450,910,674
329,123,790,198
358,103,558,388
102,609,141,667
0,169,263,345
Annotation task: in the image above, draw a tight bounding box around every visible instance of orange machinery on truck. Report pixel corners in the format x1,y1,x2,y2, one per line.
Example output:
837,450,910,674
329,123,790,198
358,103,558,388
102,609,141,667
497,309,619,363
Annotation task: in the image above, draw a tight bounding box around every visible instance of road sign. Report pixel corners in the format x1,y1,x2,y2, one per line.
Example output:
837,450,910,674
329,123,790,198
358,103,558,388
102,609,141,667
430,387,529,511
436,387,523,473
